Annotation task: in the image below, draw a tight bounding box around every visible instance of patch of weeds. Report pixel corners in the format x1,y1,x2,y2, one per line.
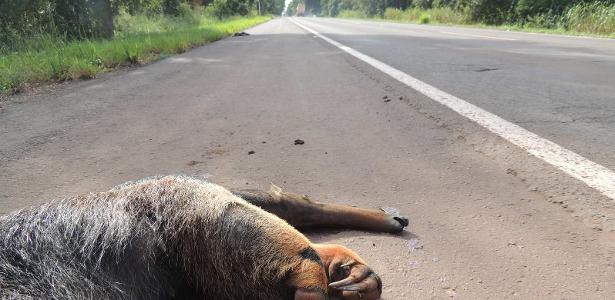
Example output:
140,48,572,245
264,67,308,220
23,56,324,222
0,15,271,93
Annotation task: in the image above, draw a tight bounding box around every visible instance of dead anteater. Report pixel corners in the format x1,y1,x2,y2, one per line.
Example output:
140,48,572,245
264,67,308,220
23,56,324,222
0,175,408,300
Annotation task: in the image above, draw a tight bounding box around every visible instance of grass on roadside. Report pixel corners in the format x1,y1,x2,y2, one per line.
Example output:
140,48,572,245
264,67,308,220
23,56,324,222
0,14,270,93
341,2,615,38
383,7,468,25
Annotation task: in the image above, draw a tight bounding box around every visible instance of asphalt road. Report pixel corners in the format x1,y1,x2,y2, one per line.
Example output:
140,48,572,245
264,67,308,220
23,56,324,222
297,17,615,172
2,18,615,298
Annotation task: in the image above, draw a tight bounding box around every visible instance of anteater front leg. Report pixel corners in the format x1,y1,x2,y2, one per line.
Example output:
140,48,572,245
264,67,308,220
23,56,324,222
287,247,329,300
231,185,408,233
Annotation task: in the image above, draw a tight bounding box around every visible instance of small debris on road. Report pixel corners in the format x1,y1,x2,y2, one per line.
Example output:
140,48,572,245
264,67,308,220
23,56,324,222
233,32,250,37
382,95,389,100
248,150,255,155
445,289,457,298
187,160,204,166
507,241,525,249
384,98,392,103
294,139,305,145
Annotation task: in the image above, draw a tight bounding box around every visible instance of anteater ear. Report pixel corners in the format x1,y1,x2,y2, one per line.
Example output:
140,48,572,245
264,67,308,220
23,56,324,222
295,288,327,300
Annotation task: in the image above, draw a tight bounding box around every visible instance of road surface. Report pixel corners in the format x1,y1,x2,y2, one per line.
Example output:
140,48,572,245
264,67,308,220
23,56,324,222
1,18,615,298
297,18,615,172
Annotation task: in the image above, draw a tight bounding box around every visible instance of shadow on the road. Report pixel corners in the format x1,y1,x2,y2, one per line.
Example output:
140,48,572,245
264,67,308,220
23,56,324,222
303,227,418,244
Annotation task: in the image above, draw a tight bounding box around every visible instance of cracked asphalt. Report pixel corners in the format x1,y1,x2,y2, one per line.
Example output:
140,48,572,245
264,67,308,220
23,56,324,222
1,18,615,299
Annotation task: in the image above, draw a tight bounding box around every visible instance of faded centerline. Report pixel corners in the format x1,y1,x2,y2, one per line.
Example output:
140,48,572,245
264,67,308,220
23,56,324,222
289,17,615,200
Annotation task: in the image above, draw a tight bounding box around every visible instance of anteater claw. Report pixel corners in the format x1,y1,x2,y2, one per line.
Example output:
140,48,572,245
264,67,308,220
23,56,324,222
393,216,409,227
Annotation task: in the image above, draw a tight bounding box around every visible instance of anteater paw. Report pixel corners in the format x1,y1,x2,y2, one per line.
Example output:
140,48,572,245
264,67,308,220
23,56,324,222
380,207,409,233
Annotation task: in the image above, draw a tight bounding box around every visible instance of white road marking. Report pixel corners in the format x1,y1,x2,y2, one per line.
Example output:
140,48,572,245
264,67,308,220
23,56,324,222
289,17,615,200
439,31,518,41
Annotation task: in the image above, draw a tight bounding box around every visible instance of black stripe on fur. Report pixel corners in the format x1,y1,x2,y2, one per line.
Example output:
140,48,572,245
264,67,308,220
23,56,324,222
299,247,323,267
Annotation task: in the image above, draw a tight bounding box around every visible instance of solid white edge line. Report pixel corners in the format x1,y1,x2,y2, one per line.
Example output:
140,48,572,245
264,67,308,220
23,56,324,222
289,17,615,200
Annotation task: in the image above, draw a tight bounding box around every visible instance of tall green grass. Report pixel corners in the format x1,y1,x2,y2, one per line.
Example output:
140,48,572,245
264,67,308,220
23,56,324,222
501,2,615,36
343,2,615,37
564,2,615,34
0,12,270,93
383,7,467,25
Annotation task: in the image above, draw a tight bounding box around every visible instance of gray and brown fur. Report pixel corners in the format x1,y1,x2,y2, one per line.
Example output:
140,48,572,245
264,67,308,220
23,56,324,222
0,175,407,300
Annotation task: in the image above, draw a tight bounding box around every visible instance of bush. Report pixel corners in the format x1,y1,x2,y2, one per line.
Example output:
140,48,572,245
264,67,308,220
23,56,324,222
382,7,466,24
516,0,571,18
384,8,403,20
161,0,180,15
432,0,457,8
338,9,368,19
401,7,422,20
207,0,253,18
0,0,114,46
114,4,200,37
114,12,174,35
178,3,204,24
431,6,468,23
521,12,563,29
464,0,515,24
413,0,433,9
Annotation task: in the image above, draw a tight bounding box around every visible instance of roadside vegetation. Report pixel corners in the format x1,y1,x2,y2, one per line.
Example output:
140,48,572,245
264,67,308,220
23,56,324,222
0,0,282,93
286,0,615,37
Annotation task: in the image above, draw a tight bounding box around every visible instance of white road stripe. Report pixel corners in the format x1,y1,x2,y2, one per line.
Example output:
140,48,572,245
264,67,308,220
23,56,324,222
439,31,518,41
289,17,615,200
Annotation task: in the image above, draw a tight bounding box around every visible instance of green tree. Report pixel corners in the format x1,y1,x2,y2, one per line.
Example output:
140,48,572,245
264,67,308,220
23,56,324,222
458,0,514,24
163,0,182,15
516,0,574,18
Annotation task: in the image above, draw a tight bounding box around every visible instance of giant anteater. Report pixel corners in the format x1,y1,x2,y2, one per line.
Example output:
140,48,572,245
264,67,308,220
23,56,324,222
0,175,408,300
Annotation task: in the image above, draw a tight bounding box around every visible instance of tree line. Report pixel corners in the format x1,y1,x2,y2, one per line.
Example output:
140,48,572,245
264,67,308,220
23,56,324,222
287,0,615,25
0,0,285,44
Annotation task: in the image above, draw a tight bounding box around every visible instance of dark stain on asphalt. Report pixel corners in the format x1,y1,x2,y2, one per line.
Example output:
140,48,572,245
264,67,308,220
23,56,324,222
475,68,499,72
187,160,204,166
248,150,255,155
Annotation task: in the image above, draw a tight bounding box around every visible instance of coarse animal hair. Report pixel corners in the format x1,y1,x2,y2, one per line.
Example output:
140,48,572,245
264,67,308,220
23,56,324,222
0,175,314,300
